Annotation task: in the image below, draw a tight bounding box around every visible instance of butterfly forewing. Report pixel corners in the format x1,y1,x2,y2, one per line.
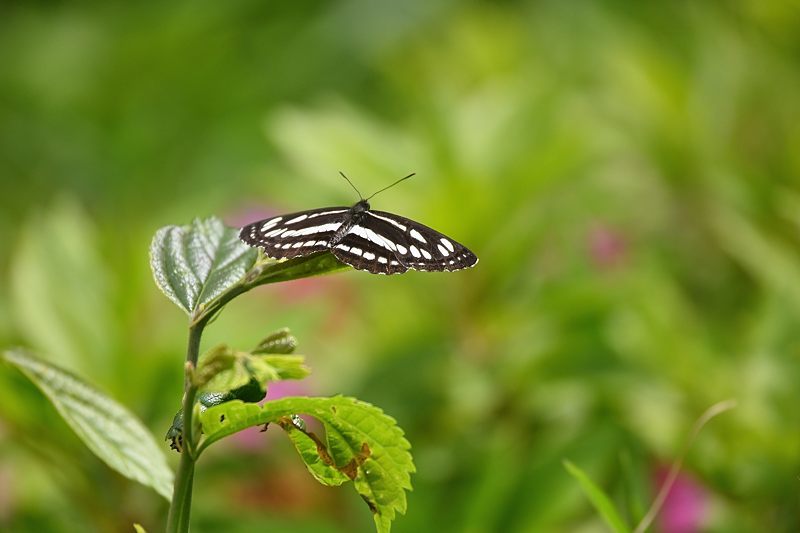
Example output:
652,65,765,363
239,207,349,259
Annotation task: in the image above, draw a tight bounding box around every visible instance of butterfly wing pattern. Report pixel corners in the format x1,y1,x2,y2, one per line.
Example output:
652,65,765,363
239,201,478,275
239,206,351,259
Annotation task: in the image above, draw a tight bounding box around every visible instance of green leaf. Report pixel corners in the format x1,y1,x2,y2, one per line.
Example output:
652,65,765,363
563,460,629,533
3,349,174,500
199,397,415,532
245,251,351,288
149,218,350,325
149,217,257,316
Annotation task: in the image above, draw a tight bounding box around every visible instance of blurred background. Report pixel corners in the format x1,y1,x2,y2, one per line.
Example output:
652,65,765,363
1,1,799,532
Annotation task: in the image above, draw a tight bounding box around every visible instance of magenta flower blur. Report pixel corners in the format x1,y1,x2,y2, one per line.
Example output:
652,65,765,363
587,223,627,269
654,466,709,533
229,380,312,452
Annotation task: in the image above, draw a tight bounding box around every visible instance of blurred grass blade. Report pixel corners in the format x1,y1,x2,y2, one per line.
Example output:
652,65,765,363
198,397,415,533
149,217,257,317
563,459,630,533
3,348,174,500
634,399,737,533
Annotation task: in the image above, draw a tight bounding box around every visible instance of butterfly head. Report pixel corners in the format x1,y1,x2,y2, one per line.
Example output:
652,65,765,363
340,171,415,207
352,199,371,213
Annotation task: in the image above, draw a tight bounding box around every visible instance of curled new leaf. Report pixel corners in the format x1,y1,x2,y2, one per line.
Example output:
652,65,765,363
167,340,310,450
3,349,174,500
253,328,297,354
194,344,310,393
198,396,414,533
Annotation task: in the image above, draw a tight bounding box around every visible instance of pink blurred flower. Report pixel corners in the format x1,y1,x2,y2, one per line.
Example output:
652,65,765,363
587,223,627,269
228,379,313,452
265,379,310,401
654,466,709,533
225,204,280,229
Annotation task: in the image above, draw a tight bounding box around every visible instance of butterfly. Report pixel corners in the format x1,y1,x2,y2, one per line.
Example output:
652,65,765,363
239,173,478,275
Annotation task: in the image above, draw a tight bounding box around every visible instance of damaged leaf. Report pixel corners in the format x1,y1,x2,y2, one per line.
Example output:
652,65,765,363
198,396,414,533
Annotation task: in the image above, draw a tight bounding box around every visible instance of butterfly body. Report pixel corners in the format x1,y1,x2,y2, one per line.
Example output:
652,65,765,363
239,198,478,275
329,199,370,243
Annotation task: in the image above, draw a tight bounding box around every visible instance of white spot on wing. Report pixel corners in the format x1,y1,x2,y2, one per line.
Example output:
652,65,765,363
350,247,363,256
308,209,347,218
409,245,421,258
410,229,426,243
378,257,388,264
336,244,350,251
421,249,432,260
304,241,317,246
265,228,286,237
441,238,455,252
292,242,303,248
363,251,375,260
366,212,407,231
348,225,397,252
437,244,449,256
260,217,282,231
396,244,407,255
285,214,309,224
282,222,341,238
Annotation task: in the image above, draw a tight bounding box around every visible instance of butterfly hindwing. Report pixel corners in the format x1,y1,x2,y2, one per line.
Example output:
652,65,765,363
330,230,409,275
367,210,478,272
239,206,350,260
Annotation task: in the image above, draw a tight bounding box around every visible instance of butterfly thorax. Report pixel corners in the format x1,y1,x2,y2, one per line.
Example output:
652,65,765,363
331,200,371,244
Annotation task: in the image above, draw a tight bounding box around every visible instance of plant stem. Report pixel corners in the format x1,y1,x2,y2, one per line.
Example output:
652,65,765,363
166,325,204,533
164,254,349,531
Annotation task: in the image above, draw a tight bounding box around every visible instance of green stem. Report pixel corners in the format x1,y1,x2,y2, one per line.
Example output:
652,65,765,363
190,253,349,329
166,325,204,533
164,253,349,531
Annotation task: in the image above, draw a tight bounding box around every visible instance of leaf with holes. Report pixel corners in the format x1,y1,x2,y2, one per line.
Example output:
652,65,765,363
280,417,350,487
3,349,174,500
198,397,414,532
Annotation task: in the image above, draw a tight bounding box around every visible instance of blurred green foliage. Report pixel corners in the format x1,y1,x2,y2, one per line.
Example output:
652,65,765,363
2,1,800,531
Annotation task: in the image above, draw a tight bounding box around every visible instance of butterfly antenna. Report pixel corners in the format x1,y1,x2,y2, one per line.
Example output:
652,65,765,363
339,172,364,201
366,173,416,201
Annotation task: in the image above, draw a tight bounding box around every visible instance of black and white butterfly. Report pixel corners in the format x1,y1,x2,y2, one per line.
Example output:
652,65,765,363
239,173,478,275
